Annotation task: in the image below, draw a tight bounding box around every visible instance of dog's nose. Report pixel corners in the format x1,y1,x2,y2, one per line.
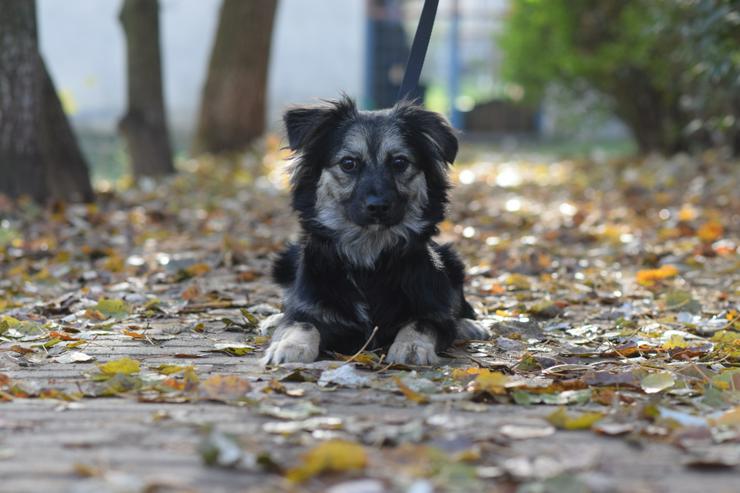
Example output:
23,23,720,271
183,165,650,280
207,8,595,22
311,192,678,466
365,196,391,216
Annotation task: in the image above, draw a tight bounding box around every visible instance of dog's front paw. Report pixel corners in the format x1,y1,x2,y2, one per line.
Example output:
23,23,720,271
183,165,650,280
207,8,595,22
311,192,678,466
261,322,320,366
455,318,491,341
386,323,439,365
259,313,284,336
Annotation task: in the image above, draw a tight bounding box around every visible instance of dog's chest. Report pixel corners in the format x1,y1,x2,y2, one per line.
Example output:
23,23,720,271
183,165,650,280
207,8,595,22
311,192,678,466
348,267,410,329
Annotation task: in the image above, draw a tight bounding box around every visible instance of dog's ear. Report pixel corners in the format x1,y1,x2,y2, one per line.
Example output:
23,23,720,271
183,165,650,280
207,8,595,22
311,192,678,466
394,101,458,165
284,97,358,151
284,108,327,151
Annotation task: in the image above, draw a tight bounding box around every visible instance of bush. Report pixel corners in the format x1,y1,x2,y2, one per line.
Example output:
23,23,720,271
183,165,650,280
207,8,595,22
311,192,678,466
499,0,740,155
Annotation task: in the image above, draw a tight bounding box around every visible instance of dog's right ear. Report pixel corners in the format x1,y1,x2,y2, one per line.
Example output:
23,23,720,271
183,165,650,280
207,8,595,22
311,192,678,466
284,108,327,151
284,97,358,152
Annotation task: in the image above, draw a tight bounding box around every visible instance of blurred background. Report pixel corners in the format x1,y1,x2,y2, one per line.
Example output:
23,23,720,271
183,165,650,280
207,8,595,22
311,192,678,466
1,0,738,197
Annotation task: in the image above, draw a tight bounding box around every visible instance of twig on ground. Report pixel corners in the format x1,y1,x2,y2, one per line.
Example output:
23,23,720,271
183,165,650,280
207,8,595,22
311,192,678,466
342,326,379,366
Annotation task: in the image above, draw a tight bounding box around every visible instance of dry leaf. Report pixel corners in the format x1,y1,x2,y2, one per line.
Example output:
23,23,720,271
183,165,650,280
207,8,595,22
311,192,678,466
286,440,367,483
97,357,140,376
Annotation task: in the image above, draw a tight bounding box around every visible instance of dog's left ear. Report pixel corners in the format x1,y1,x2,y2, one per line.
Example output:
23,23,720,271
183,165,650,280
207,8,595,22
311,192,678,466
394,102,458,165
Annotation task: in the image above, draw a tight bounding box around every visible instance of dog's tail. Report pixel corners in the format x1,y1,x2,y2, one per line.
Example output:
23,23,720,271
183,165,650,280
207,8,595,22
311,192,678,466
272,243,299,287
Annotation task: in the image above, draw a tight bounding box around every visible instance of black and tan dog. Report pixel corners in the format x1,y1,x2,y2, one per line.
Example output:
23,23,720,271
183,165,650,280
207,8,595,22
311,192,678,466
262,97,488,366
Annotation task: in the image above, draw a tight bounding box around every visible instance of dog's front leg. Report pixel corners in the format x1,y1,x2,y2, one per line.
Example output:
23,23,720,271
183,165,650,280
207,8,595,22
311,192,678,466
386,322,440,365
261,320,320,365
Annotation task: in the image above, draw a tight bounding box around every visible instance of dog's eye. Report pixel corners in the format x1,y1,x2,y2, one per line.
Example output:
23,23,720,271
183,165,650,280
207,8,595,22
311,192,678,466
391,156,409,172
339,157,358,172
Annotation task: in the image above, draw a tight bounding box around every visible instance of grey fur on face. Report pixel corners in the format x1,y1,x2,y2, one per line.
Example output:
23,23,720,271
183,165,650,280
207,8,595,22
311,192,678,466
313,120,431,267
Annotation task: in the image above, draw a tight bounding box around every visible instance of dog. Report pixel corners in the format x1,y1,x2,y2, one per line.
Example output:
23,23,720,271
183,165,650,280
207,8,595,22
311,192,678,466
262,97,488,366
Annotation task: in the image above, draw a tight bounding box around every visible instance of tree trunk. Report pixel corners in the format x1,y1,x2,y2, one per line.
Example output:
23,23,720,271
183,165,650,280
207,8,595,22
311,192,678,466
192,0,278,155
41,62,94,202
0,0,46,202
0,0,93,203
119,0,175,179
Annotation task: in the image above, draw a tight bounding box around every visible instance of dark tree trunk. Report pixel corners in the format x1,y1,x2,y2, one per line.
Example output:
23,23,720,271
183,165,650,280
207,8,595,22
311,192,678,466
193,0,278,155
0,0,93,203
41,62,94,202
0,0,46,202
119,0,174,179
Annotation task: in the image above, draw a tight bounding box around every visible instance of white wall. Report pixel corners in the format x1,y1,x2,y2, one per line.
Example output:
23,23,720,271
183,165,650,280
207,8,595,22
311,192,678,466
267,0,365,126
38,0,365,134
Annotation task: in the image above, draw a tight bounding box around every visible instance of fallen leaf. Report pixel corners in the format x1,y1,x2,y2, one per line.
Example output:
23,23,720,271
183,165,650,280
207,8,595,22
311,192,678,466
153,364,187,375
199,374,251,402
505,273,531,290
547,407,604,430
318,365,370,388
93,298,131,319
286,440,367,483
663,290,701,313
53,351,95,364
122,329,146,340
469,370,509,395
97,357,140,376
500,423,555,439
636,265,679,286
711,406,740,428
641,372,675,394
394,376,429,404
211,343,254,356
696,221,723,243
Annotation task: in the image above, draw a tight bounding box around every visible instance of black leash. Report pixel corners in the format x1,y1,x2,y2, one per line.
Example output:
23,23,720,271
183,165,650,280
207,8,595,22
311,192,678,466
397,0,439,102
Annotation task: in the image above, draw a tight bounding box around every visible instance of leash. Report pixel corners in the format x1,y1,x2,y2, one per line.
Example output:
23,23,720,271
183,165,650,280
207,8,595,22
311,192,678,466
397,0,439,102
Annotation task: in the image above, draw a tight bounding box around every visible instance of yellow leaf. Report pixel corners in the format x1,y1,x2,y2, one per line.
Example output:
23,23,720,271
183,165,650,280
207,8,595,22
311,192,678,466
393,376,429,404
94,298,131,318
697,221,723,243
636,265,678,286
153,364,186,375
504,273,531,290
470,370,509,395
677,204,697,222
662,335,690,350
286,440,367,483
547,407,604,430
451,367,484,380
97,357,140,376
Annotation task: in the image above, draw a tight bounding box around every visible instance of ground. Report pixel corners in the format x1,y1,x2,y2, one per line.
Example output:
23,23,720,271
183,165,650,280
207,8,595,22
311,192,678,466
1,141,739,493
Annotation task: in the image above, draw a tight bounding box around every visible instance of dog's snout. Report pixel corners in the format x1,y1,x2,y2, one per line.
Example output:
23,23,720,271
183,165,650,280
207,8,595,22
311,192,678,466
365,196,391,216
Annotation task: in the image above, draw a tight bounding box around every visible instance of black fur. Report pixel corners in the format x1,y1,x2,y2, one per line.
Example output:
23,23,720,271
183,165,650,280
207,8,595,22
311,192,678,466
269,97,478,362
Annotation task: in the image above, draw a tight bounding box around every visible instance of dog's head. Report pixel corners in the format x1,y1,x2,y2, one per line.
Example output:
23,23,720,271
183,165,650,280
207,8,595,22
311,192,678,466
284,97,457,266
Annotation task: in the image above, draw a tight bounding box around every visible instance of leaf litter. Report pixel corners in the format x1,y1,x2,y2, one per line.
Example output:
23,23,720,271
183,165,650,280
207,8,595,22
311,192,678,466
1,146,738,490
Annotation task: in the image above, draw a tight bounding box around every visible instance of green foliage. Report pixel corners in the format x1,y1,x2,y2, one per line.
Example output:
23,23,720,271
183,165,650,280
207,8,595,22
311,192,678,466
499,0,740,154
